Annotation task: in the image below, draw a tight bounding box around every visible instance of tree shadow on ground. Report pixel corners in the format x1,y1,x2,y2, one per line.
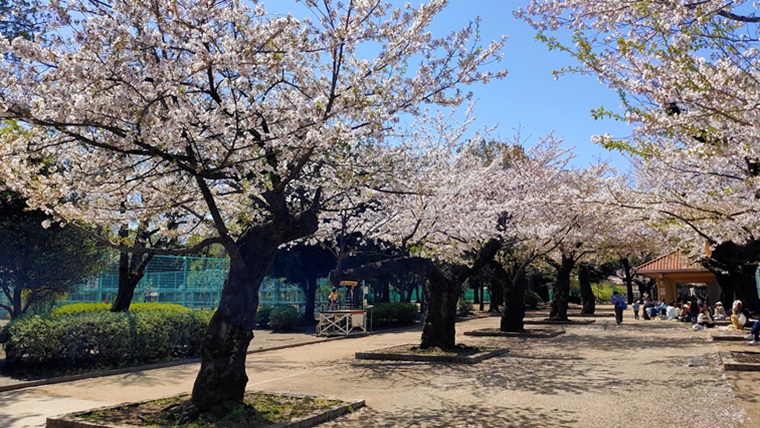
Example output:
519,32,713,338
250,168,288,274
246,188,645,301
320,401,579,427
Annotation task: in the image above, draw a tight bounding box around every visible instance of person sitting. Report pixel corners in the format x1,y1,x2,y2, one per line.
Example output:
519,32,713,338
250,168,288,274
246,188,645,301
713,301,727,320
658,299,668,316
729,300,747,330
695,307,715,329
666,303,679,320
648,302,659,319
679,302,691,322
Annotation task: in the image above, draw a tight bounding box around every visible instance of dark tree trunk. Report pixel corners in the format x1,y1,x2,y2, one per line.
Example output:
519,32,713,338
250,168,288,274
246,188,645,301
489,278,502,313
188,210,318,417
715,272,736,310
733,268,760,312
111,251,153,312
191,252,262,416
420,264,460,349
473,280,481,304
620,258,635,304
479,282,485,311
578,264,595,315
492,260,527,332
703,240,760,314
549,253,574,321
11,275,23,319
302,276,318,326
377,281,390,303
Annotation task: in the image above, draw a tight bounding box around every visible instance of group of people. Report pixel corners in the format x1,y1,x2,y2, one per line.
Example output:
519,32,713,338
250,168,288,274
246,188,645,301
617,293,760,346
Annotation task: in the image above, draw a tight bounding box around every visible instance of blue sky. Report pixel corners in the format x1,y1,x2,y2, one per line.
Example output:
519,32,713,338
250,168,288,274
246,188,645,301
429,1,634,171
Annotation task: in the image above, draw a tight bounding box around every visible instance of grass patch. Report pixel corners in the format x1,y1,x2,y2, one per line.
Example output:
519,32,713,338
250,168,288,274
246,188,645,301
79,392,344,427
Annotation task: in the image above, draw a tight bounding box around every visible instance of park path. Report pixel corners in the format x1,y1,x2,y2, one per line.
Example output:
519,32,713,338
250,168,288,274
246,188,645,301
0,308,756,428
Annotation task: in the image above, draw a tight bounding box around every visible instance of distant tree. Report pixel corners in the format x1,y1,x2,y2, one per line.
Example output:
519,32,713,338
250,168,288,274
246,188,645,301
268,243,335,326
0,193,104,319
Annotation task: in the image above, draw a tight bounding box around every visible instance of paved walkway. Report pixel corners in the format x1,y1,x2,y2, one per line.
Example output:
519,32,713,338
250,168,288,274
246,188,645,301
1,307,758,427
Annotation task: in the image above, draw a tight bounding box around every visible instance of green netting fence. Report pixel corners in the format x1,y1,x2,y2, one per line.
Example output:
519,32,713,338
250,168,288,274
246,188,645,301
60,255,305,311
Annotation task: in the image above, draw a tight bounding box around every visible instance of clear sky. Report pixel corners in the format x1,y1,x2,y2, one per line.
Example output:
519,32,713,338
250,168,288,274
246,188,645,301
429,1,634,171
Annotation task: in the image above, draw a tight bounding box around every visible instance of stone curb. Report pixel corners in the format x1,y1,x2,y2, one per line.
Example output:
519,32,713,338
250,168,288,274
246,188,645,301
355,346,509,364
46,393,365,428
719,350,760,371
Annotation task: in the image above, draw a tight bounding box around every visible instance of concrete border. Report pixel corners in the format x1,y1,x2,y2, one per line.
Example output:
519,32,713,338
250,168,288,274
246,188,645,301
523,319,595,325
710,332,750,342
720,351,760,371
355,345,508,364
464,327,565,338
46,393,365,428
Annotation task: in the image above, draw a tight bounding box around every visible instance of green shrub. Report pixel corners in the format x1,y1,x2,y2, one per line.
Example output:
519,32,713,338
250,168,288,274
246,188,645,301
370,302,418,325
52,302,190,317
268,305,299,331
256,305,274,328
457,300,473,317
525,291,542,309
2,309,212,368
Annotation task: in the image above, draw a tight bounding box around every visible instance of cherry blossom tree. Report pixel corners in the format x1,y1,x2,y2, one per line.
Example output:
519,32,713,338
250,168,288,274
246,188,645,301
518,0,760,311
535,163,621,321
0,0,505,417
320,109,509,348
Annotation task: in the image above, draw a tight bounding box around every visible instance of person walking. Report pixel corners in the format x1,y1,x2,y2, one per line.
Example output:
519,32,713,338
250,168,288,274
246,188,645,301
632,299,640,320
611,291,627,325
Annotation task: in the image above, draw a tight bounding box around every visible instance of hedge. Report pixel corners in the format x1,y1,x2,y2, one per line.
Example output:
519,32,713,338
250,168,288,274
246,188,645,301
52,302,191,316
2,309,212,368
370,302,418,325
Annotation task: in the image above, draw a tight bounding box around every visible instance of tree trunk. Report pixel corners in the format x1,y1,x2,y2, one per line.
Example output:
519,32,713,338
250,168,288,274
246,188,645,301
703,240,760,313
549,253,574,321
578,264,595,315
111,251,153,312
190,252,262,416
420,264,459,349
489,278,502,313
302,276,317,326
188,209,318,417
377,281,390,303
716,273,736,310
620,258,635,304
11,275,23,319
733,268,760,312
479,282,485,311
493,260,526,332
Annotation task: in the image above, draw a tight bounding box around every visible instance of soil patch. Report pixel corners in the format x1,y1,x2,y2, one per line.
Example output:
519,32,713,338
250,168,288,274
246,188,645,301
523,319,595,325
355,344,508,364
48,392,364,428
464,327,565,338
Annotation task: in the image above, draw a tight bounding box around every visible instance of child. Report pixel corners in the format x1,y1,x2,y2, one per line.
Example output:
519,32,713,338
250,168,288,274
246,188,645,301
632,299,640,320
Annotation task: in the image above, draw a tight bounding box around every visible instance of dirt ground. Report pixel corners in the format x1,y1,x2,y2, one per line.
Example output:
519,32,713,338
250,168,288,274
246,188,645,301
2,305,759,428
